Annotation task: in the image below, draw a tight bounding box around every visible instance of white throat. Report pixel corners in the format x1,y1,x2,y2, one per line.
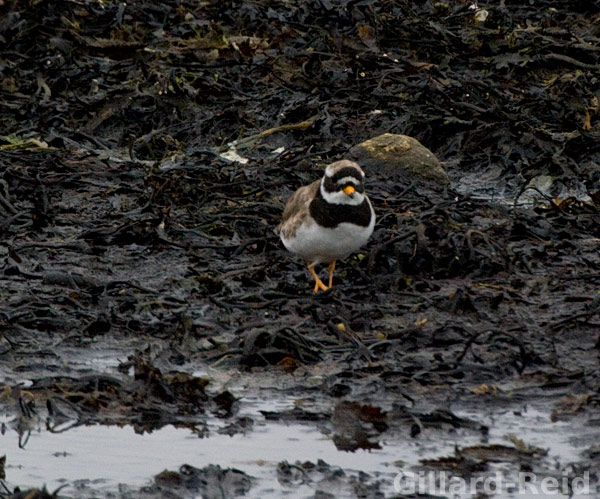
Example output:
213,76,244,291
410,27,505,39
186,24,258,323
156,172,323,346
320,180,365,206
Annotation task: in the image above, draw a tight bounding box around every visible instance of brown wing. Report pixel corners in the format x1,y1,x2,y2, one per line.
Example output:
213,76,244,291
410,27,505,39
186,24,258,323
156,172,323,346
276,179,320,238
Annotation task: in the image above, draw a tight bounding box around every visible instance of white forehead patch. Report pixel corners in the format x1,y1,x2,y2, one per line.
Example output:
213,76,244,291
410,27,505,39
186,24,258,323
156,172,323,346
324,160,364,178
336,176,360,185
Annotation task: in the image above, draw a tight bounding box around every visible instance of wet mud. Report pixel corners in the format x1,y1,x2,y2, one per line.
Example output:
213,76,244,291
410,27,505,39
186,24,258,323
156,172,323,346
1,1,600,497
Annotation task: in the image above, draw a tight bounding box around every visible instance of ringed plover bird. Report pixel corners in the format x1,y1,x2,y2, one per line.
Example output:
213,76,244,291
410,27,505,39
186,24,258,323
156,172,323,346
277,160,375,293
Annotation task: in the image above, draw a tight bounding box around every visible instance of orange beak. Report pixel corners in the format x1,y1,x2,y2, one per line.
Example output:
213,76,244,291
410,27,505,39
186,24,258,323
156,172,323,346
343,185,355,197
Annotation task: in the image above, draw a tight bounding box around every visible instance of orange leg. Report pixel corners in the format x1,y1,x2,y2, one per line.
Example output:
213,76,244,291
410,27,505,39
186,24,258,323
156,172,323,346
308,263,329,293
328,261,336,288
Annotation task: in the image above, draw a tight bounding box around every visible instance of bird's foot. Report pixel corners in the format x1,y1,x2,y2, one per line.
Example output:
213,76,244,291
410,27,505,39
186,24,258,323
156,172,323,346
313,277,329,293
308,264,330,293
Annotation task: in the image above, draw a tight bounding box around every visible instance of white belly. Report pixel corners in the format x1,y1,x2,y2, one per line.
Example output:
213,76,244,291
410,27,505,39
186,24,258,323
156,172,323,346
281,217,375,266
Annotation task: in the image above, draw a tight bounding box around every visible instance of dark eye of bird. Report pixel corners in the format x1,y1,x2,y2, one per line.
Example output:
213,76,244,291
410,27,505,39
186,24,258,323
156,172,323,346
323,177,337,192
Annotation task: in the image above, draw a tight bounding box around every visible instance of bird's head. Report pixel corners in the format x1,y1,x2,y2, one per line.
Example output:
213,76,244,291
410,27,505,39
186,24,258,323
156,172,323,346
320,160,366,206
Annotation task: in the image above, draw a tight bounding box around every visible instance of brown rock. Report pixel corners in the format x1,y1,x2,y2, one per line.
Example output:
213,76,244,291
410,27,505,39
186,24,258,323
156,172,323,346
349,133,449,186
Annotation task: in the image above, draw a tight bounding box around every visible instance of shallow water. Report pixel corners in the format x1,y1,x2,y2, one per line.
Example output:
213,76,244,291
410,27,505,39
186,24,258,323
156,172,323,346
1,405,402,497
1,390,592,498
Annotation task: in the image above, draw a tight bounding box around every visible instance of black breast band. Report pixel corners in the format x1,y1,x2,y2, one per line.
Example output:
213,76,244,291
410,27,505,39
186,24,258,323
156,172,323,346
309,189,372,228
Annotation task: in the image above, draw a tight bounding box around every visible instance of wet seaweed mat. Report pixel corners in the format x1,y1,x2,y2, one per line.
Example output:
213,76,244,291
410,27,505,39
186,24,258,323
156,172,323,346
1,0,600,497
